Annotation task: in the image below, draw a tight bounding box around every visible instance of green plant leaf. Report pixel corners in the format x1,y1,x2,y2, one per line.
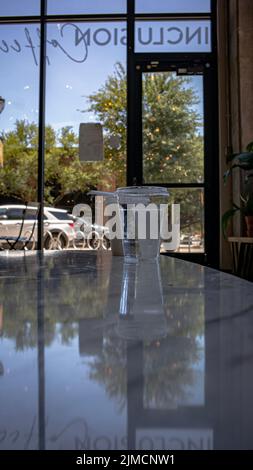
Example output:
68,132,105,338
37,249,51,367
237,155,253,169
223,169,231,184
222,207,239,239
226,152,239,163
223,162,252,183
232,201,241,210
246,141,253,152
227,150,253,165
240,193,253,215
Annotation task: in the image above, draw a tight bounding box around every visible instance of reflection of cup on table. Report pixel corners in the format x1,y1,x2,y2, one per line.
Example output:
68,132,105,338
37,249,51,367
117,259,168,341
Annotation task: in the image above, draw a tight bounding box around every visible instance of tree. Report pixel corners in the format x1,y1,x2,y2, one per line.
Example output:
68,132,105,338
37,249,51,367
0,121,102,204
86,63,204,233
84,61,127,189
142,72,203,183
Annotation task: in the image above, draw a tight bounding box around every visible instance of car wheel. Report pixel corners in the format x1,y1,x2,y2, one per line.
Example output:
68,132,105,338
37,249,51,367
23,231,36,250
73,230,86,249
44,231,67,250
87,232,101,250
102,235,111,250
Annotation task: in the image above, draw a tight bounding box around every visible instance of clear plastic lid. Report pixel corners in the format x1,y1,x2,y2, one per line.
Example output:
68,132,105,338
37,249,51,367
116,186,169,204
116,186,169,196
88,187,169,203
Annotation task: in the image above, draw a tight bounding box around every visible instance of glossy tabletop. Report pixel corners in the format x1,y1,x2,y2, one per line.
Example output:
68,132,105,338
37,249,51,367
0,251,253,450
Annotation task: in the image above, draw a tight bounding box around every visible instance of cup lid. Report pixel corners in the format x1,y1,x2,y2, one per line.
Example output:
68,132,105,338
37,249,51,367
117,186,169,196
116,186,169,204
88,187,169,203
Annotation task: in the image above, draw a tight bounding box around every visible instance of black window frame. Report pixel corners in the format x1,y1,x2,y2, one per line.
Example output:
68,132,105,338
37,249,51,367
0,0,218,267
127,0,219,268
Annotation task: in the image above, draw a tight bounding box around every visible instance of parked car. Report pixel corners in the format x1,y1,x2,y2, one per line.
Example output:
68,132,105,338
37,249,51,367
72,216,111,250
191,236,203,247
180,235,193,246
0,204,75,249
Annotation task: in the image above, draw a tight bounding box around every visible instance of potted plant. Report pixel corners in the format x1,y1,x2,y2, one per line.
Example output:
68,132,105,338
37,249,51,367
222,141,253,238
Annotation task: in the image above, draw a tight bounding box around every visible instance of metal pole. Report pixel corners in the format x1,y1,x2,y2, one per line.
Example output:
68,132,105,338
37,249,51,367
0,96,5,114
37,253,46,450
37,0,47,250
0,96,5,168
127,0,137,186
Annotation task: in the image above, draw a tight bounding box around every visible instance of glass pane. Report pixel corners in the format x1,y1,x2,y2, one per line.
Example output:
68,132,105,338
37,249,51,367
161,188,205,254
135,21,211,53
136,0,211,13
0,0,39,16
142,71,204,184
47,0,126,15
45,22,126,248
0,24,39,244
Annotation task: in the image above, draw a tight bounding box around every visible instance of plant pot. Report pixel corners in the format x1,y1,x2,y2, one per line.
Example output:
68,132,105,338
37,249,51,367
245,215,253,237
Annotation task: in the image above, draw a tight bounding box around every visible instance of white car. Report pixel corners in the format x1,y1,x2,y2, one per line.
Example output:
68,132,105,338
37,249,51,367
0,204,75,249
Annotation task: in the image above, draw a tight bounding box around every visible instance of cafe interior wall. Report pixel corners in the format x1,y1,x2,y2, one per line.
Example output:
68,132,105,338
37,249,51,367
217,0,253,270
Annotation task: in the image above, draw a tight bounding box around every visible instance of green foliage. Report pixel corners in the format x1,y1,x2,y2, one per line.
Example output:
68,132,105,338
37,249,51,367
0,254,109,350
142,72,203,184
222,206,240,239
0,121,103,204
240,193,253,215
222,144,253,238
224,151,253,183
85,62,127,188
246,141,253,152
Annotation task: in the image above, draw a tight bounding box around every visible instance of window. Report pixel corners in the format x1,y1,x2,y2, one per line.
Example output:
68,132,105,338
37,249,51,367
135,21,211,53
142,71,204,184
0,0,40,16
0,1,217,261
0,24,39,212
47,0,126,15
135,0,211,14
168,189,205,253
45,21,127,209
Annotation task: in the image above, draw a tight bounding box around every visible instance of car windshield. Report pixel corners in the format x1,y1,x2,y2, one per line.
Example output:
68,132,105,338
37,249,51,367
48,210,73,221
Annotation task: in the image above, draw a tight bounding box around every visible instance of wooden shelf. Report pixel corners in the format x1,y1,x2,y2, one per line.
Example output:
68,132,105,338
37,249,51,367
228,237,253,243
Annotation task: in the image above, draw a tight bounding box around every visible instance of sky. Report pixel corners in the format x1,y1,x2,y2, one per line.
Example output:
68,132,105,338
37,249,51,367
0,22,127,133
136,0,210,13
0,1,210,16
0,16,210,135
